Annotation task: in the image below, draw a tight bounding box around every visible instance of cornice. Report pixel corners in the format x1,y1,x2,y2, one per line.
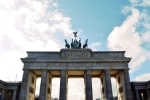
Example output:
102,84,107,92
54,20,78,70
21,59,131,63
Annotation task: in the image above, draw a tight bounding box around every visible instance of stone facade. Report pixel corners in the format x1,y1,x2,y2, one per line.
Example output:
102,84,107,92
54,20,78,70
0,80,21,100
0,49,149,100
131,80,150,100
18,48,134,100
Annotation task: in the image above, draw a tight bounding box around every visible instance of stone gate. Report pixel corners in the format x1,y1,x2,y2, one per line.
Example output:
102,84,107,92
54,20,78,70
19,49,133,100
19,32,133,100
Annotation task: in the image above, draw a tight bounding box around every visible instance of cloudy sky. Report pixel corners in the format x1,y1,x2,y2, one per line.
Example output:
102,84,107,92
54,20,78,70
0,0,150,99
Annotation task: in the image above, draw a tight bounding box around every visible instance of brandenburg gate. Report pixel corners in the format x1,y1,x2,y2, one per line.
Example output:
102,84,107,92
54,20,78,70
19,32,133,100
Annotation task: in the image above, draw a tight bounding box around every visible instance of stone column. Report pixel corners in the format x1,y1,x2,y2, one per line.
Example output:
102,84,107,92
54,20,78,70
123,69,133,100
12,90,17,100
19,69,29,100
139,91,143,100
59,70,67,100
104,69,113,100
1,89,5,100
135,89,140,100
85,70,93,100
39,70,48,100
146,89,150,100
143,90,147,100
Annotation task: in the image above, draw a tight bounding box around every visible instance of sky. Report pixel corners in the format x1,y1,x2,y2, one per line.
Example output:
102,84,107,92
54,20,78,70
0,0,150,99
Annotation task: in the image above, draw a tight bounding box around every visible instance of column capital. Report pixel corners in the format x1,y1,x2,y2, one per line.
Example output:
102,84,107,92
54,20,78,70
85,70,91,75
41,69,48,72
60,70,68,77
13,88,17,91
104,69,110,73
123,68,130,71
22,69,30,72
60,69,66,73
104,69,110,71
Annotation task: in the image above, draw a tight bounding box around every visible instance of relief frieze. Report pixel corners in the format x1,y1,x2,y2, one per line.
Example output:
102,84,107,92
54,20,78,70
24,61,128,70
61,50,90,58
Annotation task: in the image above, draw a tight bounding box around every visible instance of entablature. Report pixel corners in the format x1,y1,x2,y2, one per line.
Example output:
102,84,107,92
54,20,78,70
21,49,131,70
23,61,129,70
24,49,129,60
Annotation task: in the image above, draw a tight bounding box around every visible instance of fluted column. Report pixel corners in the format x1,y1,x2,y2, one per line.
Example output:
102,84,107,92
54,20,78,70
104,69,113,100
85,70,93,100
146,89,150,100
39,70,48,100
59,70,67,100
12,90,17,100
19,69,29,100
135,89,140,100
123,69,133,100
1,89,5,100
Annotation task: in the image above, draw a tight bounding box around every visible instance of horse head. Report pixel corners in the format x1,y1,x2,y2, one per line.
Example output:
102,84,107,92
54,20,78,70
65,39,67,43
65,39,70,48
86,39,88,43
83,39,88,49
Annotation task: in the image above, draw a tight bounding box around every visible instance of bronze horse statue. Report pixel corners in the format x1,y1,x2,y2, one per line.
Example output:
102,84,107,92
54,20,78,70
65,39,70,49
83,39,88,49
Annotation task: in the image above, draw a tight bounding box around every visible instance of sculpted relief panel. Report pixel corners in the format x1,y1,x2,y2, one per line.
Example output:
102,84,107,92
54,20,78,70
24,62,128,70
61,49,91,58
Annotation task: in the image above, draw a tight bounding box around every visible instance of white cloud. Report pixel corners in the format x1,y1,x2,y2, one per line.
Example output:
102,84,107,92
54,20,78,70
141,0,150,6
129,0,141,5
142,32,150,42
89,42,102,51
107,7,150,72
68,79,85,100
122,6,132,15
0,0,73,81
52,2,58,7
134,73,150,81
0,0,88,99
130,0,150,7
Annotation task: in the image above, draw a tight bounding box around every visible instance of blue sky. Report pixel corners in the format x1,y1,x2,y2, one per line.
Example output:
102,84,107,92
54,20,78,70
0,0,150,99
56,0,150,80
58,0,129,49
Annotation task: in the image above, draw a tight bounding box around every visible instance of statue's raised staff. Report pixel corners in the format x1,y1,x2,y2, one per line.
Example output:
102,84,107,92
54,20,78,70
83,39,88,48
65,39,70,49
